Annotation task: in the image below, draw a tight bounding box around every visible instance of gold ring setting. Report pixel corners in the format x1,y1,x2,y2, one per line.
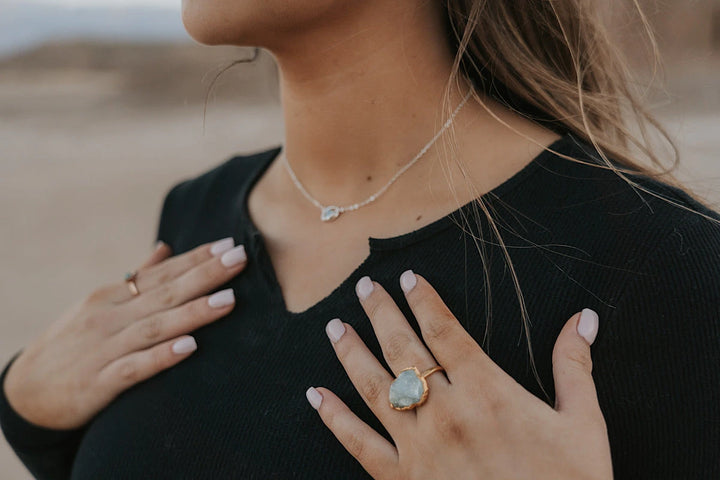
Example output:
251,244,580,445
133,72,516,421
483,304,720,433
389,365,445,411
124,270,140,296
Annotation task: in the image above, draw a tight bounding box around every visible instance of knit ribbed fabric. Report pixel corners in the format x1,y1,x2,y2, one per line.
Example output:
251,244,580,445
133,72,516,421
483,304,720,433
2,132,719,479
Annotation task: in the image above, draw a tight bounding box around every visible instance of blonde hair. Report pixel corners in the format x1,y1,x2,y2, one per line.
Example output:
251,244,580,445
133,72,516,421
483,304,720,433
438,0,719,402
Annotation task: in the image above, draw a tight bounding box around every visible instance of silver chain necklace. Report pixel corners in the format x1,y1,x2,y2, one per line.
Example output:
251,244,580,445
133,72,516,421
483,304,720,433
282,88,474,222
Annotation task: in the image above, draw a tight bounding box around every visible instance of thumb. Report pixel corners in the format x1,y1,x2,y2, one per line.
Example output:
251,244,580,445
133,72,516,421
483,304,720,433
552,308,602,418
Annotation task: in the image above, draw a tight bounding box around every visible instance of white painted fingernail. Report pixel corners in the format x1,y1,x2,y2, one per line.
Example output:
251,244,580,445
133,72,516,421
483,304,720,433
208,288,235,308
221,245,247,267
326,318,346,343
400,269,417,293
306,387,323,410
355,276,374,300
155,240,166,251
577,308,599,345
210,237,235,256
172,336,197,354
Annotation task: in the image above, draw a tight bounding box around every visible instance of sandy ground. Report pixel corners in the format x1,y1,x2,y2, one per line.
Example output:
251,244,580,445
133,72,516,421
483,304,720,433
0,41,718,479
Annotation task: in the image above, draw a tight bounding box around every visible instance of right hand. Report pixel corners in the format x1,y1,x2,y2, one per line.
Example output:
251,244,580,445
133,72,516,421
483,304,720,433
2,237,247,430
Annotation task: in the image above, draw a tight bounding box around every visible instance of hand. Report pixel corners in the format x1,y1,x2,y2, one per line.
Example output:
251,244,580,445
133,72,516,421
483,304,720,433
3,237,248,430
306,270,613,480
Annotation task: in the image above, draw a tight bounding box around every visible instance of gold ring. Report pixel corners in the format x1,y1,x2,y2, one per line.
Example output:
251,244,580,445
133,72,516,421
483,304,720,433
389,365,445,411
124,270,140,296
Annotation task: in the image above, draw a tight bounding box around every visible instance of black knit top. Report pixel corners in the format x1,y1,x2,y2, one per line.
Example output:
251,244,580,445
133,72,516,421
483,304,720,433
2,133,719,479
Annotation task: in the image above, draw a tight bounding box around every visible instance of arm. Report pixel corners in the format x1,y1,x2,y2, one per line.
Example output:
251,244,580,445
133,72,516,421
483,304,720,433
596,214,720,479
0,181,183,480
0,352,87,480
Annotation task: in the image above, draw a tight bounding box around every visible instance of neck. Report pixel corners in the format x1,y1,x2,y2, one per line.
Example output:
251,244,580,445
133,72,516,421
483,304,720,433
266,2,486,207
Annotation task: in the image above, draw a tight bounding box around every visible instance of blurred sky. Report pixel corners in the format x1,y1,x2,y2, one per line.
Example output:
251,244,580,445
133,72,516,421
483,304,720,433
0,0,186,57
6,0,179,8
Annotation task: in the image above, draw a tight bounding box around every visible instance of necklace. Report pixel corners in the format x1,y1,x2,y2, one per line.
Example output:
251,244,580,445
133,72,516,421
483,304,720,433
282,87,474,222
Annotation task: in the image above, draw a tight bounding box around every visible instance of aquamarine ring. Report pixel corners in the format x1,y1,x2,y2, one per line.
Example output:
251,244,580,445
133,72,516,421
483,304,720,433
388,365,445,411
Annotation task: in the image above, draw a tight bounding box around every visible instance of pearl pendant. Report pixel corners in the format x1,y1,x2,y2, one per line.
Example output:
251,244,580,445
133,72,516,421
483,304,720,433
321,206,341,222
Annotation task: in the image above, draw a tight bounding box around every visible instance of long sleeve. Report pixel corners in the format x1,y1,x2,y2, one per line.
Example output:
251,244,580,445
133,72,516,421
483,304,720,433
0,181,184,480
0,351,87,480
595,212,720,478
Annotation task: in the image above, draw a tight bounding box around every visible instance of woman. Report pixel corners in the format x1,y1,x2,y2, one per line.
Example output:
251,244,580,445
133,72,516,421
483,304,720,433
1,1,719,479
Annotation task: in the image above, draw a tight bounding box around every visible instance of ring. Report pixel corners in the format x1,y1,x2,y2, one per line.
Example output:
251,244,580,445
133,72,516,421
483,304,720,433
388,365,445,411
124,270,140,296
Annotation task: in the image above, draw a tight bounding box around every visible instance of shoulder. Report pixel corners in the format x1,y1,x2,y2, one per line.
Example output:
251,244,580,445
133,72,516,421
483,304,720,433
513,134,720,308
163,145,280,212
542,134,720,260
155,145,280,246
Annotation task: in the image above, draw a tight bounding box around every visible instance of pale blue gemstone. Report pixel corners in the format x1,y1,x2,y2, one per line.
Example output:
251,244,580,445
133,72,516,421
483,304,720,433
321,206,340,222
389,369,425,408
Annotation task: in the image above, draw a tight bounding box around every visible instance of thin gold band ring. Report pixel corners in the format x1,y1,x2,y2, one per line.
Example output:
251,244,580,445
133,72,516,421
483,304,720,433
124,270,140,296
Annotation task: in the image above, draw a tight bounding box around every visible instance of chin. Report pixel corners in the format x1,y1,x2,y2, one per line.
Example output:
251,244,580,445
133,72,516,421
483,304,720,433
180,0,345,48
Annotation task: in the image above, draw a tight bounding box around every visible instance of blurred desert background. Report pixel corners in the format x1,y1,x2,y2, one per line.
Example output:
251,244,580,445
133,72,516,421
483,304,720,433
1,1,719,478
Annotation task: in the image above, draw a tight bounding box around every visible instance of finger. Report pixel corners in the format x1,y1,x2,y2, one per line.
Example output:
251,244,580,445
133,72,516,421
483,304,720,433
399,270,504,383
325,319,409,435
108,237,237,304
552,309,604,422
97,334,198,400
137,241,173,270
354,276,449,391
104,289,236,359
123,243,248,319
306,386,398,480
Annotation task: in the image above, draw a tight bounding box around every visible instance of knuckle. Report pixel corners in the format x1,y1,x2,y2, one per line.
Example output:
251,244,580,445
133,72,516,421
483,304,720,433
198,263,219,284
359,372,385,406
193,245,211,263
366,298,389,322
140,316,163,341
425,314,454,342
384,332,412,364
323,402,339,429
345,430,366,462
156,284,176,308
432,407,466,443
118,361,138,383
156,269,174,286
83,311,105,330
333,332,355,363
186,298,208,319
86,283,113,304
557,346,593,372
481,383,507,416
151,345,167,371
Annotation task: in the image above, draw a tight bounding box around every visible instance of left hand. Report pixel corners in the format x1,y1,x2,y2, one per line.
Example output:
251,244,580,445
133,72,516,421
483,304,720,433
305,270,613,480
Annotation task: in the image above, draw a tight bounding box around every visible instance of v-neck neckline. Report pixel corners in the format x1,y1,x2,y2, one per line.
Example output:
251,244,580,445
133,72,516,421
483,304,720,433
234,133,575,317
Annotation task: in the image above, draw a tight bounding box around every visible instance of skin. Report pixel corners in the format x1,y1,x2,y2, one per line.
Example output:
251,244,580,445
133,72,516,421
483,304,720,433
2,1,613,478
310,274,613,479
179,0,614,477
3,239,248,430
183,0,559,314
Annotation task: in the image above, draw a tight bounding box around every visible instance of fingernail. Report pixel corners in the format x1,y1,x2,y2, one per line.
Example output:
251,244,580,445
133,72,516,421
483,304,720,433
172,336,197,354
208,288,235,308
355,276,374,300
400,269,417,293
326,318,346,343
155,240,166,251
211,237,235,256
221,245,247,267
577,308,599,345
306,387,323,410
